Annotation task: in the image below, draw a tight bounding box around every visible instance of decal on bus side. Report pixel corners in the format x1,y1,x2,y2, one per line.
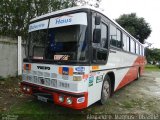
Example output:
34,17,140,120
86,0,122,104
55,17,72,25
49,12,87,28
75,67,85,72
77,97,85,103
96,75,103,83
28,19,49,32
89,77,94,87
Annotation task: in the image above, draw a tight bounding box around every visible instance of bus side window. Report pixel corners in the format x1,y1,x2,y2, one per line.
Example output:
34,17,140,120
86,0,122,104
139,45,142,55
123,33,130,52
110,24,117,47
122,33,127,51
95,22,108,61
142,46,144,56
117,29,122,48
101,23,108,48
126,36,130,52
136,43,139,54
110,24,122,48
130,39,135,53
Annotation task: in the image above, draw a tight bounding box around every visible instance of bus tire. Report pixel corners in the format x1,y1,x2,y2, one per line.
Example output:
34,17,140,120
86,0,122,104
100,75,111,105
136,68,140,80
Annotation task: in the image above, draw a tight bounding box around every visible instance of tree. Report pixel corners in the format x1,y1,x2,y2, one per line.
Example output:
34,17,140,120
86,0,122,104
116,13,152,44
76,0,102,8
146,48,160,63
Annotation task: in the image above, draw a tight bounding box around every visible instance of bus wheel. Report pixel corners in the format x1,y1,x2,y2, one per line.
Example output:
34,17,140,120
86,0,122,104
136,68,140,80
100,75,111,105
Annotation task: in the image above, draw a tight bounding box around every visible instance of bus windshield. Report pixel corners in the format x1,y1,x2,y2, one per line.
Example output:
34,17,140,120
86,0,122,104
28,25,88,63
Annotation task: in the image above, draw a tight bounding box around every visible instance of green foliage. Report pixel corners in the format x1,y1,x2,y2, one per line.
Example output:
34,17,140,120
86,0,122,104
77,0,102,8
145,65,160,71
116,13,152,44
146,48,160,63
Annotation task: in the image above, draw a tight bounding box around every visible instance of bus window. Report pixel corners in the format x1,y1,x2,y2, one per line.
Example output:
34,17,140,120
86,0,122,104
122,33,127,51
110,24,117,47
142,46,144,56
110,24,122,48
101,23,108,48
139,45,142,55
130,39,135,53
136,43,139,54
117,29,122,48
126,36,130,52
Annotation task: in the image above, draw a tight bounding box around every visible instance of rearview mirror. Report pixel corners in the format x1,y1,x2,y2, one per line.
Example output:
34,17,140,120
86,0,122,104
93,29,101,43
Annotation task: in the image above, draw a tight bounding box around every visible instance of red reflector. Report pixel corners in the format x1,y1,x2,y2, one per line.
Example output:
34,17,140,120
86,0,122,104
24,64,31,70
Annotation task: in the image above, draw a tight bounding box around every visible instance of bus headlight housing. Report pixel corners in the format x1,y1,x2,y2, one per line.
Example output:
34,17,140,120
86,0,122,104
26,87,31,92
59,95,64,103
23,86,27,91
66,97,72,105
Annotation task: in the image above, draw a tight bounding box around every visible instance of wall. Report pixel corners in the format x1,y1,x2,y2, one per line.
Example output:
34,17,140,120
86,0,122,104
0,36,25,78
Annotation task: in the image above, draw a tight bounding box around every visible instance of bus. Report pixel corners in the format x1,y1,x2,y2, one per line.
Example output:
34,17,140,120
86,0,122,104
21,6,146,109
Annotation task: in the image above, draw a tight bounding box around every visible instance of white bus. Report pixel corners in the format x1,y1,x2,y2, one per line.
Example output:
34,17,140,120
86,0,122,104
21,6,146,109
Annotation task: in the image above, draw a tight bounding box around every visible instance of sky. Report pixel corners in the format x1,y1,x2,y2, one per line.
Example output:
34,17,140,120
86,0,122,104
100,0,160,48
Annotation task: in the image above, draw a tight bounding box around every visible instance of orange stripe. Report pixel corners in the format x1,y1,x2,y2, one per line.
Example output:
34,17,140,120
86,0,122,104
24,64,26,70
28,64,31,70
69,68,73,76
92,66,99,70
116,56,145,91
59,67,62,74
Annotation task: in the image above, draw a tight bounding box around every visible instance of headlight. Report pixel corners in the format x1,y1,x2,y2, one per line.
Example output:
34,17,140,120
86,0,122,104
66,97,72,105
23,86,27,91
59,95,64,102
26,87,30,92
73,76,82,81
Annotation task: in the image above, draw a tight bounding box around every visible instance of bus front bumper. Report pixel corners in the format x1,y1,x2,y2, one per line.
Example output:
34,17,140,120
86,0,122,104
20,82,88,109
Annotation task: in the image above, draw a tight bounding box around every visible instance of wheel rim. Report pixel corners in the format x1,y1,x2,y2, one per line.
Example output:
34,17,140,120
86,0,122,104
102,81,110,99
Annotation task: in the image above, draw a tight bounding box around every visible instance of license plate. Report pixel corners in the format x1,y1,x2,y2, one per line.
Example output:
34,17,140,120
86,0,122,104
62,75,69,80
37,96,48,102
58,81,70,89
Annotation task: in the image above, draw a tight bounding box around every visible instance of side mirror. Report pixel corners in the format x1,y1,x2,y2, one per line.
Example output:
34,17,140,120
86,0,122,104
95,16,101,25
93,29,101,43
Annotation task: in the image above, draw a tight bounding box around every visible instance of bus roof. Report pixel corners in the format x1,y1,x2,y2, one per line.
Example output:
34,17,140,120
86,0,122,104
30,6,144,46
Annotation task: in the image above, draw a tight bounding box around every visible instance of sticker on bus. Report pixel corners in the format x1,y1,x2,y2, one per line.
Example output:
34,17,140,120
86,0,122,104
58,82,70,89
54,55,69,60
77,97,85,103
96,75,103,83
89,77,94,87
51,79,57,87
75,67,85,72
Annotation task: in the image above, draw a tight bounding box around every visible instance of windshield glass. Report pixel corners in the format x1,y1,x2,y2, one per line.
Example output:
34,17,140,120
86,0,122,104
28,25,88,63
29,30,47,59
